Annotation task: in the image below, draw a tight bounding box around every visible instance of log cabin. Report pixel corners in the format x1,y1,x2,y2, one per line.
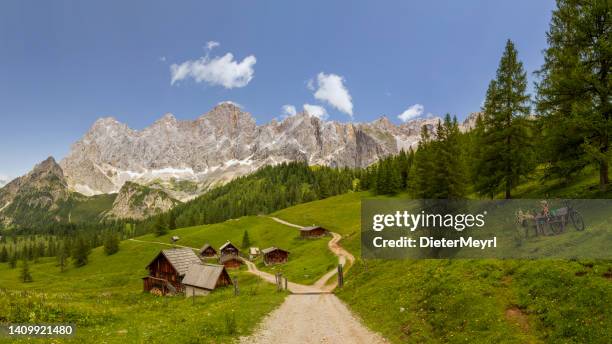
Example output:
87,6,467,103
299,226,328,238
182,263,232,297
219,241,240,256
143,248,202,295
200,243,217,258
261,247,289,265
219,254,243,269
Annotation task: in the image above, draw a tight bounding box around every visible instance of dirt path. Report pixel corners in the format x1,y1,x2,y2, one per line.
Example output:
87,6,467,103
268,216,355,291
238,217,386,343
131,221,386,342
239,294,386,344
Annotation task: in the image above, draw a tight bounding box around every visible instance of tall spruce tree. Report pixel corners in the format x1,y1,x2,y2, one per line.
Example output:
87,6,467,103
536,0,612,191
429,115,469,199
153,216,168,237
103,232,120,255
20,259,33,283
241,230,251,249
475,40,534,198
72,236,91,267
410,125,436,198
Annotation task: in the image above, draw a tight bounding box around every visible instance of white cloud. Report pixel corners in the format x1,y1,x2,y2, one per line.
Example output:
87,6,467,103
303,104,328,120
282,105,297,117
206,41,220,50
312,72,353,117
170,52,257,89
306,79,315,91
159,56,167,62
397,104,425,122
218,100,243,108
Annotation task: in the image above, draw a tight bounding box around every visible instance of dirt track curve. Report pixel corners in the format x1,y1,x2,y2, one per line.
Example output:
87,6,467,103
238,217,386,344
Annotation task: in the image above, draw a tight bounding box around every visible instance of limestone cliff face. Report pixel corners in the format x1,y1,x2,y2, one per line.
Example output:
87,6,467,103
0,157,73,225
60,103,456,200
105,182,179,220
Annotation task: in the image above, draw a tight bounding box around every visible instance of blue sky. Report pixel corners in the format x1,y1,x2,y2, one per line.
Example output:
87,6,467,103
0,1,556,178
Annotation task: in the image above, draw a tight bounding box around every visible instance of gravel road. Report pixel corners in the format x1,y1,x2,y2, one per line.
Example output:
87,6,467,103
239,294,386,344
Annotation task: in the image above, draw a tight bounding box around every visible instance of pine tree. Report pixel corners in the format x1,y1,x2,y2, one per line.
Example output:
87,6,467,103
0,246,7,262
168,212,177,230
57,244,69,272
8,253,17,269
72,236,91,267
536,0,612,191
20,259,32,283
410,125,435,198
103,232,120,255
153,216,168,237
241,230,251,249
429,115,469,199
475,40,534,198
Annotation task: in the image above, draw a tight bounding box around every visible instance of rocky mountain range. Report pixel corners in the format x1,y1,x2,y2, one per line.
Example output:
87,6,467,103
60,102,477,201
0,103,479,224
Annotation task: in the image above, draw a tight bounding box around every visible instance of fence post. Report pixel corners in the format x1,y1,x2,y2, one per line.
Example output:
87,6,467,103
284,277,288,291
337,264,344,288
234,277,239,296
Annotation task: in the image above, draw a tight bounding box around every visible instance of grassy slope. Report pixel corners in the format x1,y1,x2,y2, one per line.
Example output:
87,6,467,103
135,216,337,284
273,189,612,343
0,237,286,343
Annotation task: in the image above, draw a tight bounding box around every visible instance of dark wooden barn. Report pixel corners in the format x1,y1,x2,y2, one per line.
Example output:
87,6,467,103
182,263,233,297
200,243,217,258
219,254,243,269
142,248,202,295
261,247,289,265
299,226,328,238
219,241,240,256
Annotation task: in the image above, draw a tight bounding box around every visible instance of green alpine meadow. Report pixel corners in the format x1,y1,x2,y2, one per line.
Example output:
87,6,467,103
1,0,610,343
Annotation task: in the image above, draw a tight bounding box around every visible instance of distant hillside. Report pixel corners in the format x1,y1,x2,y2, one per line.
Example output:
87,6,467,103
106,181,179,220
0,157,116,228
160,161,358,229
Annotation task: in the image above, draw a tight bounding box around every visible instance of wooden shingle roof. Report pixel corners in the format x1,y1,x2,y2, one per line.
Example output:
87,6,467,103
261,247,289,254
147,248,201,276
299,226,324,231
200,243,215,252
182,264,230,290
219,241,238,251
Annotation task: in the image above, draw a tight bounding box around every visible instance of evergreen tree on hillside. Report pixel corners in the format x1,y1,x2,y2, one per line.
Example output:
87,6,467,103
103,232,120,255
153,216,168,237
20,259,32,283
241,230,251,249
167,212,177,230
475,40,534,198
410,125,436,198
72,236,91,267
536,0,612,191
8,253,17,269
57,244,69,272
430,115,469,199
0,246,7,263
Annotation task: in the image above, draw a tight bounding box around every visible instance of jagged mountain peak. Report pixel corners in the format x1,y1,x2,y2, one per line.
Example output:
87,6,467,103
60,103,477,198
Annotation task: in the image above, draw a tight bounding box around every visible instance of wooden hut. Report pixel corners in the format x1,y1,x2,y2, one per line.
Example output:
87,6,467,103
219,254,243,269
261,247,289,265
182,264,232,297
299,226,328,238
249,247,260,260
143,248,202,295
200,244,217,258
219,241,240,256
